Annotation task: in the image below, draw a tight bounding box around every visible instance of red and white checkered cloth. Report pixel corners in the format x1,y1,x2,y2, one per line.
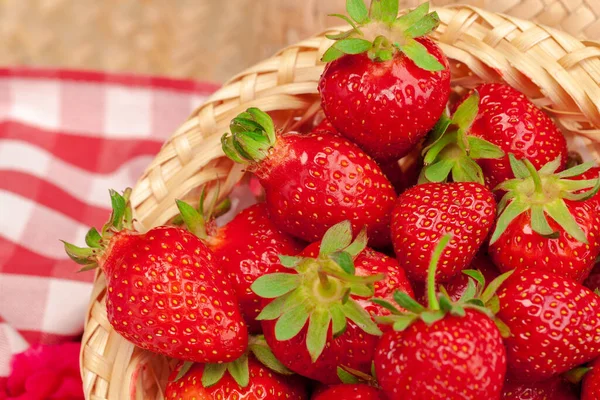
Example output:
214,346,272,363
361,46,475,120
0,68,217,377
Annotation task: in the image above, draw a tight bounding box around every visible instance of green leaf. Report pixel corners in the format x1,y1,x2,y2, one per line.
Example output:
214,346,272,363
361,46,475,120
530,205,559,238
328,13,363,33
247,107,276,144
394,2,429,30
468,137,504,160
201,363,227,388
175,200,207,240
420,310,445,325
545,199,588,243
326,30,354,41
251,273,300,298
369,0,382,21
322,46,346,62
342,299,382,336
78,263,99,272
489,200,530,245
494,318,512,338
563,178,600,202
564,366,591,384
452,92,479,133
452,157,484,184
278,255,301,268
496,191,516,214
346,0,369,23
539,156,564,175
424,112,452,152
275,304,310,341
334,38,373,55
256,294,289,321
450,304,466,317
307,309,331,362
460,278,477,302
405,11,441,38
344,227,368,257
423,130,457,165
398,39,445,72
462,269,485,288
249,337,293,375
338,366,360,384
107,189,127,231
466,298,485,307
330,304,348,337
221,134,247,164
487,295,500,314
63,241,95,265
393,291,425,313
371,298,401,315
320,220,353,257
508,154,530,179
380,0,399,23
330,251,355,275
227,354,249,387
481,270,515,304
392,315,417,331
174,361,194,382
424,159,455,183
85,228,102,248
557,161,595,178
438,295,453,312
350,283,374,298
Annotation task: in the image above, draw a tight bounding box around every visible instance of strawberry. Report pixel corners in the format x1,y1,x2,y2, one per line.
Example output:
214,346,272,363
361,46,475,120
497,268,600,381
413,251,500,304
583,358,600,400
422,84,567,189
252,221,412,384
391,181,496,282
502,377,577,399
585,262,600,292
318,1,451,163
165,337,307,400
312,384,383,400
221,108,396,248
63,190,247,363
178,201,304,333
489,156,600,282
374,235,509,400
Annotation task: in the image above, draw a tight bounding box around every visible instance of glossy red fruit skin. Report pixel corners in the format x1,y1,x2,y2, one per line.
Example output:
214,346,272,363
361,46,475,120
101,226,248,363
312,384,384,400
489,200,600,282
413,251,499,304
502,377,578,400
497,269,600,381
391,182,496,282
209,203,304,333
375,310,506,400
262,244,414,384
585,262,600,292
467,83,567,189
253,131,396,248
165,357,308,400
319,38,451,163
582,357,600,400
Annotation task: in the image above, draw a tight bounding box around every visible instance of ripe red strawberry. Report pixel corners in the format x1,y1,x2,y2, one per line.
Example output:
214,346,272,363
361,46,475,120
582,357,600,400
178,202,304,333
374,235,509,400
64,190,247,363
391,181,496,282
413,251,500,304
489,156,600,282
422,84,567,189
497,268,600,381
165,354,307,400
312,384,384,400
318,2,450,163
502,377,577,399
221,108,396,248
585,262,600,292
253,222,413,384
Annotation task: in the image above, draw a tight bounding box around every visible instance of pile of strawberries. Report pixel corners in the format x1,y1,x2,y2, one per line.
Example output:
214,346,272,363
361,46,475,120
65,1,600,399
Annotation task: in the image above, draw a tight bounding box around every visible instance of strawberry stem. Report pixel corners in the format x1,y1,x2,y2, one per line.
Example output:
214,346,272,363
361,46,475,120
318,271,332,291
427,234,452,311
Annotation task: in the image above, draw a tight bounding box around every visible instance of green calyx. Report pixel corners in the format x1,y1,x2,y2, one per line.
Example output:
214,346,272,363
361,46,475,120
374,235,513,336
252,221,384,362
62,188,133,272
490,155,600,245
337,364,379,386
322,1,445,71
221,108,277,164
419,91,505,185
175,335,293,388
174,184,231,240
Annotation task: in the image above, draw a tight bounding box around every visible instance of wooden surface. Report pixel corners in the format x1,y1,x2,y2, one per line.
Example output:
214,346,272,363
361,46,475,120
2,0,599,83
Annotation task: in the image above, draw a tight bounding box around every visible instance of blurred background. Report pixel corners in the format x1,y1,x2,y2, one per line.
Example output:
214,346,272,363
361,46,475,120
2,0,599,83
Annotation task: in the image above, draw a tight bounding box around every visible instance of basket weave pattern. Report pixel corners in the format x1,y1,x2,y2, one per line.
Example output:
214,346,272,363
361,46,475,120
81,5,600,399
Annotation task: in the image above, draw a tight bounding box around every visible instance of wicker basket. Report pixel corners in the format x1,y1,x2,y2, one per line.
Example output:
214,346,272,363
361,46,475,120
80,4,600,399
